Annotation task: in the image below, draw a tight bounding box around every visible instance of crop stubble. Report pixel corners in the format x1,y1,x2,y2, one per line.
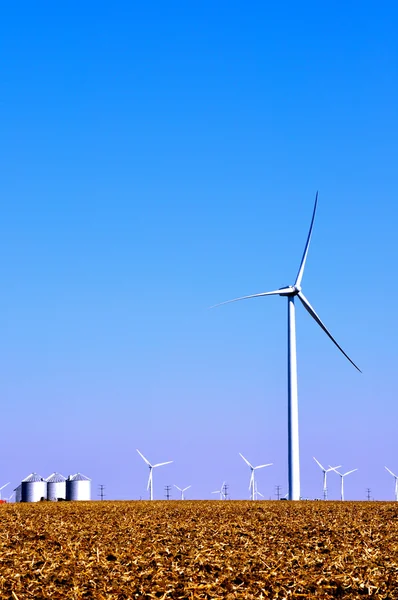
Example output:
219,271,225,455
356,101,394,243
0,501,397,599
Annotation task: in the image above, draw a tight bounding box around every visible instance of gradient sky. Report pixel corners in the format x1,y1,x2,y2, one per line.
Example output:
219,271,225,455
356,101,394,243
1,2,397,501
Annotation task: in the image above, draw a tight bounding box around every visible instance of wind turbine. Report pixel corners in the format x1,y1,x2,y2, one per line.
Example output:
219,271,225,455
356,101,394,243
212,194,361,500
174,485,191,500
239,453,272,501
330,467,358,501
385,467,398,501
136,449,173,501
211,482,226,500
313,457,341,499
0,482,10,500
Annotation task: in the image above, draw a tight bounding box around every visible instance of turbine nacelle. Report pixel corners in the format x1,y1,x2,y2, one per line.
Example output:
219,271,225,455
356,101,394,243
278,285,301,296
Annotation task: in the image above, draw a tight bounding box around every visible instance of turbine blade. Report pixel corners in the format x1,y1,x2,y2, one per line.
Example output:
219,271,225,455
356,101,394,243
297,292,362,372
153,461,173,468
136,449,151,466
174,485,182,491
210,289,290,310
254,463,273,470
329,466,342,475
326,465,342,472
183,486,191,491
343,469,358,477
239,453,254,469
257,491,264,497
313,457,325,471
0,483,10,491
385,466,398,478
295,192,318,287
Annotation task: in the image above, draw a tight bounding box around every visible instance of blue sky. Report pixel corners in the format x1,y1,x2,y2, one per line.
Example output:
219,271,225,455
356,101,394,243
1,1,397,501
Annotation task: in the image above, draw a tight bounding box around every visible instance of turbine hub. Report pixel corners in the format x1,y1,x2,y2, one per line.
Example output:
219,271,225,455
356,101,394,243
278,285,300,296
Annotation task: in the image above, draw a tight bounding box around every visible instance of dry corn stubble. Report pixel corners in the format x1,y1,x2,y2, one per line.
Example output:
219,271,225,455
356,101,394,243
0,501,397,599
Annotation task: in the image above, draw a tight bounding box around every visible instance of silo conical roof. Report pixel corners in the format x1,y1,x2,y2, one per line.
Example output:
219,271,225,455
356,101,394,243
46,472,66,483
68,472,91,481
22,473,43,482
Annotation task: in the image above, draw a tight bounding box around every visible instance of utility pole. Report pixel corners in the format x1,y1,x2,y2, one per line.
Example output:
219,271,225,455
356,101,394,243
222,483,229,500
164,485,172,500
275,485,282,500
366,488,371,501
98,485,106,501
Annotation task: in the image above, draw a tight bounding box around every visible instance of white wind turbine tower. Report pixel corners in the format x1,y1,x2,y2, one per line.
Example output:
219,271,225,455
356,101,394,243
0,482,10,500
174,485,191,500
136,449,173,501
330,467,358,501
385,467,398,501
313,457,341,500
212,194,361,500
239,453,272,501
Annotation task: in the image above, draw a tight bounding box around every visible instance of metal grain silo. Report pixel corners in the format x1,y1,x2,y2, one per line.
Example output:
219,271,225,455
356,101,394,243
21,473,47,502
14,485,22,503
46,472,66,501
66,473,91,501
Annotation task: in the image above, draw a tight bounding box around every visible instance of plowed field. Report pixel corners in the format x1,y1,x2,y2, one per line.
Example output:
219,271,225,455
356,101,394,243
0,501,397,599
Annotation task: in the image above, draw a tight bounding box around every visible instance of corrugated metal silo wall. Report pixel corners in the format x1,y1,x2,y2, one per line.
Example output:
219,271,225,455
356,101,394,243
21,481,47,502
47,481,66,501
66,480,91,501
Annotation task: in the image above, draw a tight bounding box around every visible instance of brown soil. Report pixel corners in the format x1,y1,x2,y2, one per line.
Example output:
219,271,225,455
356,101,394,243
0,501,397,599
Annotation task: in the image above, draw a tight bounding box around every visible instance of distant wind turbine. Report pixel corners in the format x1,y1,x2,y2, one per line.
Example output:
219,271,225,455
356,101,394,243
174,485,191,500
136,449,173,501
385,467,398,501
0,482,10,500
212,193,361,500
313,457,341,499
330,467,358,501
239,453,272,501
211,482,226,500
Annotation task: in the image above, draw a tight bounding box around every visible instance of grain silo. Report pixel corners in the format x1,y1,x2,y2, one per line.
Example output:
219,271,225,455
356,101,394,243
14,484,22,503
46,472,66,501
66,473,91,500
21,473,47,502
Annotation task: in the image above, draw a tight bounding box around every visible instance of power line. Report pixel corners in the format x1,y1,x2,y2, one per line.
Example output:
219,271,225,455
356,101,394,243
98,484,106,501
